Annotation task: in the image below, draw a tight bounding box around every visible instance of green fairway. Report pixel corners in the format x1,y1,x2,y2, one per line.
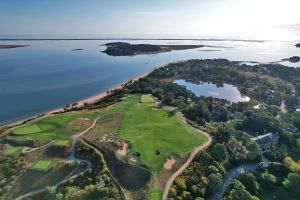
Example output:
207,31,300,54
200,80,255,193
12,124,41,135
4,146,23,155
118,95,208,171
149,189,162,200
7,111,102,142
54,140,70,146
30,160,59,171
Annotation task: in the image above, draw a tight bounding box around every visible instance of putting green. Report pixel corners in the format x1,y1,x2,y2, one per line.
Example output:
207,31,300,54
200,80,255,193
149,189,162,200
30,160,59,171
118,95,208,171
12,125,41,135
4,146,23,155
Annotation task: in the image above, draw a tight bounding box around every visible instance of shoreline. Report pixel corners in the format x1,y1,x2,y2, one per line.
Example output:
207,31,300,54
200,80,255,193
0,71,151,130
50,70,152,113
0,60,185,130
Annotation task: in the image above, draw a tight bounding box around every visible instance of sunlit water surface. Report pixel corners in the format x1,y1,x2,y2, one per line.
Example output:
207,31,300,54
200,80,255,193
0,39,299,124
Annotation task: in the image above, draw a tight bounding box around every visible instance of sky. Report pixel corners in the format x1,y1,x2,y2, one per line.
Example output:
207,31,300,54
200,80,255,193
0,0,300,40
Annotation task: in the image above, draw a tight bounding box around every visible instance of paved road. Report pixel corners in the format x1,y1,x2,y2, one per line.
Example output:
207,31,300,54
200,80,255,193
162,131,212,200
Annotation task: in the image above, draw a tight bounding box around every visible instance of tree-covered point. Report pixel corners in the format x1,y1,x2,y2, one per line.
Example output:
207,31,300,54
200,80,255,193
287,56,300,63
102,42,203,56
296,43,300,48
148,59,299,108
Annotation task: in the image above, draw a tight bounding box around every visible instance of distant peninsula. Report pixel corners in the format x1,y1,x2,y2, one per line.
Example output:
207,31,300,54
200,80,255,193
282,56,300,63
102,42,203,56
0,45,29,49
296,43,300,48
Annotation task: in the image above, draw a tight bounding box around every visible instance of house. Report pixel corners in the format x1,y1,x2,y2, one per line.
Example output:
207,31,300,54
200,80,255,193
251,132,279,152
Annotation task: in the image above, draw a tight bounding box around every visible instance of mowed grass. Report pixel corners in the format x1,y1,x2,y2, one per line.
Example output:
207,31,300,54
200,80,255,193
149,189,162,200
6,94,207,171
7,111,103,142
118,95,208,171
141,94,156,103
4,146,23,156
54,140,70,146
30,160,59,171
12,124,42,135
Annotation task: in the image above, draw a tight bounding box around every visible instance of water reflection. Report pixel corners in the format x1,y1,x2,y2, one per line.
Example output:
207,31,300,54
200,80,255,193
174,79,250,103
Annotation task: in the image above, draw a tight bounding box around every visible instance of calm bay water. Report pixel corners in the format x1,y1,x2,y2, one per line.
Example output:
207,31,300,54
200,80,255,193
174,80,250,102
0,39,299,125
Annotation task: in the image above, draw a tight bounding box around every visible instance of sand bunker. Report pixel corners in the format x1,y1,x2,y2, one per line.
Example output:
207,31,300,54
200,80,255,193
164,156,178,170
117,142,128,156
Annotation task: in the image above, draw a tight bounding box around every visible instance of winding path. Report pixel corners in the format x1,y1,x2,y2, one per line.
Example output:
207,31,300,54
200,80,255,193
15,117,100,200
162,131,212,200
22,140,56,154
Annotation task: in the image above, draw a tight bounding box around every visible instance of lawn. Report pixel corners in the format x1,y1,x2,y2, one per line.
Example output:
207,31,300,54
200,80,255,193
118,95,208,171
30,160,59,171
54,140,70,146
4,146,23,155
149,189,162,200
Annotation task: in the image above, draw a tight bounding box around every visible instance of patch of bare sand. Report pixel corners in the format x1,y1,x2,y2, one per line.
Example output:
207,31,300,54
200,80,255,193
117,142,128,156
164,156,178,170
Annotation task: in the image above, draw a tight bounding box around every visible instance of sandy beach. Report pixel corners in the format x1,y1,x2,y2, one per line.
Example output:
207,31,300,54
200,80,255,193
46,70,151,114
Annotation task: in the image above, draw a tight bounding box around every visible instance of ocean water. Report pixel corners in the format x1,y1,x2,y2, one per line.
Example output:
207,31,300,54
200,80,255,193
0,39,299,125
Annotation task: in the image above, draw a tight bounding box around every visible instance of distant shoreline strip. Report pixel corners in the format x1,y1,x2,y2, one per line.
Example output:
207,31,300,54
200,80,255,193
0,38,265,43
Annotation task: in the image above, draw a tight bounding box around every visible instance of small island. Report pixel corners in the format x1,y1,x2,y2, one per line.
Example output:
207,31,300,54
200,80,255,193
296,43,300,48
102,42,203,56
0,45,29,49
71,48,83,51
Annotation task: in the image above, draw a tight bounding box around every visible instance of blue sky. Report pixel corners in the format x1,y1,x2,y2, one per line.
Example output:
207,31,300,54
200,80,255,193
1,0,300,40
